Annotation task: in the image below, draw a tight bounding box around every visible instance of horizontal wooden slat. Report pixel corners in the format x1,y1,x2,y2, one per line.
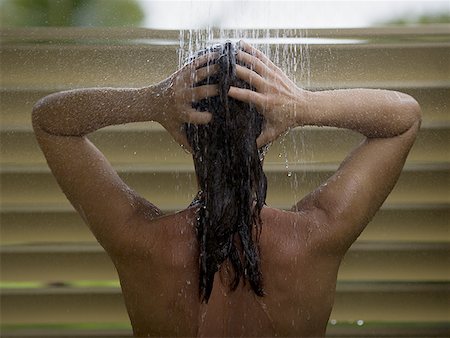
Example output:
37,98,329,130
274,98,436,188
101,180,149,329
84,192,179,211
1,167,448,209
1,127,448,167
357,208,450,242
3,281,447,295
1,242,448,282
0,243,114,282
3,325,449,338
2,325,450,338
331,289,450,322
1,282,448,325
1,202,447,213
1,41,448,89
2,207,448,245
1,85,449,129
0,329,133,338
0,290,128,325
0,211,94,245
2,26,449,41
327,325,450,338
338,243,450,281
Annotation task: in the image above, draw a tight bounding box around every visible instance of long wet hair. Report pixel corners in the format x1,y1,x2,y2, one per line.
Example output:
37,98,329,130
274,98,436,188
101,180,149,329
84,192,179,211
184,42,267,303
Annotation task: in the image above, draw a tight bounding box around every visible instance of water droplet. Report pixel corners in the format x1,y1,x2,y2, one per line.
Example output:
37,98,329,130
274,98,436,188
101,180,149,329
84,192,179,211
201,308,207,323
287,172,292,177
133,151,137,155
357,319,364,326
146,59,150,62
186,280,191,285
330,319,337,325
278,153,282,158
180,144,191,154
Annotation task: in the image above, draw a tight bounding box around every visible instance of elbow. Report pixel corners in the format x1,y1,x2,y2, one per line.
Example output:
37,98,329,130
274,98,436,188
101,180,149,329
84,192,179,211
31,94,57,133
407,96,422,136
31,96,47,130
409,95,422,125
387,91,421,137
397,92,422,127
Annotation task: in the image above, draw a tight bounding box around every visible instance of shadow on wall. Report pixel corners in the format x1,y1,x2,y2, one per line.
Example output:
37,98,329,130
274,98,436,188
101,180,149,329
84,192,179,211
0,0,145,27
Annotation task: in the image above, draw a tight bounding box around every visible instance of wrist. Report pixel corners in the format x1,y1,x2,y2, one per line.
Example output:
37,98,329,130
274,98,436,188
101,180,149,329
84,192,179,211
295,89,314,127
137,84,166,123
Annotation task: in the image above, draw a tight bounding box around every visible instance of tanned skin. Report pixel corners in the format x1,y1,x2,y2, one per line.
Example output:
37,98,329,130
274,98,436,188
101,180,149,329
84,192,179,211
32,41,421,337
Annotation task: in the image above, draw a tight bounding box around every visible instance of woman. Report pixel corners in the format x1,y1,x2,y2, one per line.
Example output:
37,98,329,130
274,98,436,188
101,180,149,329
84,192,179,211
32,41,421,336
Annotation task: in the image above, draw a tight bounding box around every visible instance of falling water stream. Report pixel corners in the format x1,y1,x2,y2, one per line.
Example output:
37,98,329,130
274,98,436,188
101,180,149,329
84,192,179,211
177,28,315,208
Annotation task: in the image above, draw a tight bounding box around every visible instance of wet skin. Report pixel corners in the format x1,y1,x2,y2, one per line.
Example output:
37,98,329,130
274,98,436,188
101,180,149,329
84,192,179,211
31,43,421,337
114,205,339,336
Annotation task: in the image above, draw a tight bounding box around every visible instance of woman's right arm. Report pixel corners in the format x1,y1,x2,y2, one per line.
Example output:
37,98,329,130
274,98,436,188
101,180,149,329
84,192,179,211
229,41,421,253
31,53,218,252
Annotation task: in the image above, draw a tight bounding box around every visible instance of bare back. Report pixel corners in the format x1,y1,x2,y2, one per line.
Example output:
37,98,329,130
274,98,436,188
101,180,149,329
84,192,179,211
112,205,341,337
32,69,421,337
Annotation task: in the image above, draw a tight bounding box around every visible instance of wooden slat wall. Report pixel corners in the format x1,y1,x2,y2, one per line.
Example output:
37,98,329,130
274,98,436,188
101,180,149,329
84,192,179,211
1,27,449,337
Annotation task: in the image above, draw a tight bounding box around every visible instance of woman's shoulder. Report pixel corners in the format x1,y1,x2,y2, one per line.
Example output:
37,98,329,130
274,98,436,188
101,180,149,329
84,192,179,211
261,205,308,225
260,206,314,252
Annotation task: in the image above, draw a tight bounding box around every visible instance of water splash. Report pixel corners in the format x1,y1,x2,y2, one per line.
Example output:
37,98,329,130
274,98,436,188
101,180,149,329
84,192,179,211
178,28,310,79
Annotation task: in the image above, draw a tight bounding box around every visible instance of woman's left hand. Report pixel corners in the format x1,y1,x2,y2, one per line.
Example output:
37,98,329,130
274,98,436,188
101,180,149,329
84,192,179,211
228,41,308,148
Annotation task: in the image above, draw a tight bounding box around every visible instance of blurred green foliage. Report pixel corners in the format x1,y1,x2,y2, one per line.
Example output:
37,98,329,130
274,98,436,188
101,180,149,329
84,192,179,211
0,0,145,27
380,13,450,26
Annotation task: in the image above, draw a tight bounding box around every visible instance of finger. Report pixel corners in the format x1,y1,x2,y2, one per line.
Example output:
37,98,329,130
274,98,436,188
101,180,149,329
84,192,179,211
238,40,279,71
237,50,273,79
190,52,220,69
239,40,271,62
185,109,212,124
235,64,266,92
238,40,294,84
228,86,265,109
194,64,219,83
256,127,278,148
190,84,219,101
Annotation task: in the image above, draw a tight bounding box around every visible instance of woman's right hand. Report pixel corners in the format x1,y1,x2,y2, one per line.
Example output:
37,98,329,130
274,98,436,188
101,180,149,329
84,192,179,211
154,52,220,151
228,41,309,147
